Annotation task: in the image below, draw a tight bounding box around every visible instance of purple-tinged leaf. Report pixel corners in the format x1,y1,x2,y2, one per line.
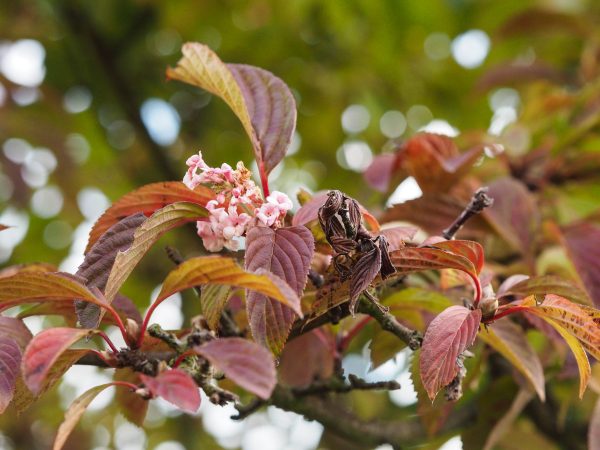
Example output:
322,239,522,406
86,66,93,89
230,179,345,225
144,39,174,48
364,153,398,193
167,43,296,185
245,226,314,353
498,274,591,305
349,243,382,314
379,226,418,250
54,383,120,450
279,331,334,387
75,213,146,328
195,337,276,399
140,369,200,413
112,294,143,324
103,202,208,306
497,274,530,297
484,177,540,253
22,328,95,395
399,133,484,193
560,221,600,307
228,64,297,176
479,319,545,400
0,316,32,350
420,305,481,401
86,182,214,252
0,337,21,413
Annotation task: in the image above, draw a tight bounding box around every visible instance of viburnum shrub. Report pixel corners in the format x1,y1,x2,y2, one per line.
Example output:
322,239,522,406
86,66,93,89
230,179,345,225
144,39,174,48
1,42,600,449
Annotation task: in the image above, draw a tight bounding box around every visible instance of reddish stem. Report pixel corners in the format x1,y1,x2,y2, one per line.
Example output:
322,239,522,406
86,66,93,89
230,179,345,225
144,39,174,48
97,331,119,353
259,161,270,198
471,274,483,308
339,316,372,352
484,305,528,323
136,296,167,348
104,304,131,347
172,350,195,368
89,349,117,368
111,380,140,391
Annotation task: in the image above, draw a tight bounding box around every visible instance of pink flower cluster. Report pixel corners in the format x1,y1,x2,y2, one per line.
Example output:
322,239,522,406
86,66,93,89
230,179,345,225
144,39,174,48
183,151,293,252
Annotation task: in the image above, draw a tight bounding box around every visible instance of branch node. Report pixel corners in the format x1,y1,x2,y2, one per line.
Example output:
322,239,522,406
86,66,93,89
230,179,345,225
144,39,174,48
442,187,493,240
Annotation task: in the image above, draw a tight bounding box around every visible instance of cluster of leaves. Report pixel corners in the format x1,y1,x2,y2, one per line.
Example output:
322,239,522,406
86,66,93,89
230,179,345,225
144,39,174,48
2,38,600,449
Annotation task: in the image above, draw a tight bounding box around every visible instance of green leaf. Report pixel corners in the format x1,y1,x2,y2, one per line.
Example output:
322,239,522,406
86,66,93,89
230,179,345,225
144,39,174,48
201,284,234,331
53,383,118,450
478,320,545,400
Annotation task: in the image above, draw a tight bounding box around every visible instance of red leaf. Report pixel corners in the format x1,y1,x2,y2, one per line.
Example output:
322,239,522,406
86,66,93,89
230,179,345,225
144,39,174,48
245,226,314,353
279,331,335,387
400,133,484,193
420,306,481,400
560,221,600,307
390,245,481,302
432,240,485,274
0,337,21,413
195,337,276,399
0,224,9,232
75,213,146,328
22,328,94,395
140,369,200,413
86,182,214,252
363,153,398,192
0,316,32,350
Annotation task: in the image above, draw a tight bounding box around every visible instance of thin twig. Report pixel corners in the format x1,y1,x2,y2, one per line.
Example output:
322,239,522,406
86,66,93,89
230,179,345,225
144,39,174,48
356,296,422,350
442,187,493,240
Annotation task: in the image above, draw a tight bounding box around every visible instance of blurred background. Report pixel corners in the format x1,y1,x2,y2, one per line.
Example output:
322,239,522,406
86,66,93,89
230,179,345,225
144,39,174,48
1,0,599,449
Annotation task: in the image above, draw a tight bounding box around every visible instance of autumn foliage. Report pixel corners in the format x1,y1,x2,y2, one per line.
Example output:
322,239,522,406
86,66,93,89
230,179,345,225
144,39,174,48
2,39,600,450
